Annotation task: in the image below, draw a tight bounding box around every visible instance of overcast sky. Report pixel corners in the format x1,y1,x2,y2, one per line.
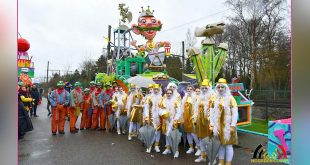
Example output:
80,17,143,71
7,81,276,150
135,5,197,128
19,0,290,82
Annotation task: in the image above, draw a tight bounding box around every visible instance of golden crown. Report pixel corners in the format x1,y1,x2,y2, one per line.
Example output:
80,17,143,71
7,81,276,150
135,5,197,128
139,6,154,17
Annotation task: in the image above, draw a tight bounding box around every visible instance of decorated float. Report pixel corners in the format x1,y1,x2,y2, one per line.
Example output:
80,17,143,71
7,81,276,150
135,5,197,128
96,4,177,91
18,37,34,86
185,23,254,127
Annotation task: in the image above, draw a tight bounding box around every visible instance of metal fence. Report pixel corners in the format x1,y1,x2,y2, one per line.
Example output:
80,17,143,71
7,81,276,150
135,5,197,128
249,90,291,108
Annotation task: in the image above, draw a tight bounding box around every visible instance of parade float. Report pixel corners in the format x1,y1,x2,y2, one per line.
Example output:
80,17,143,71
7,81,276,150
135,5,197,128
18,37,34,86
96,4,177,91
186,23,255,128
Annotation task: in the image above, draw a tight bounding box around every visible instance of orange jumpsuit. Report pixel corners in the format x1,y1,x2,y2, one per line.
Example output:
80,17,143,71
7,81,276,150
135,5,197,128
91,88,103,129
80,93,92,129
49,88,70,134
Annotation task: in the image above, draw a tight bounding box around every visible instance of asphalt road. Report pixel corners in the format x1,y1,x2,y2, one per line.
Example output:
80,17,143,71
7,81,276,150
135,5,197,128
18,98,285,165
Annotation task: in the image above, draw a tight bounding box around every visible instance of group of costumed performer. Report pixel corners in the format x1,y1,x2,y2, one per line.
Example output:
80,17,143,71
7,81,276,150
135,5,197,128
47,78,238,164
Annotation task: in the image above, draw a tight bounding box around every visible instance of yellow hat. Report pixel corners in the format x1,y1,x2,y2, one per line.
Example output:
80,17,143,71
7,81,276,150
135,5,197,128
217,78,227,84
153,84,160,89
148,84,154,88
201,79,210,86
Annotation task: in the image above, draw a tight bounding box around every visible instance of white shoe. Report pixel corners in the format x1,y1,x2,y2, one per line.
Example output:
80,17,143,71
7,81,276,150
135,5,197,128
210,159,217,165
117,129,121,135
195,156,206,162
186,147,194,154
128,136,132,141
154,146,160,153
146,147,151,153
195,149,201,156
174,151,179,158
122,130,126,135
162,149,171,155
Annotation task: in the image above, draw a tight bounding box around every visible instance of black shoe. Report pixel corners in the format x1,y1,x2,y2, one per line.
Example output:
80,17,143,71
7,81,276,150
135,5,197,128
59,131,65,134
47,112,51,117
80,128,84,130
75,127,79,131
34,115,39,117
52,132,57,135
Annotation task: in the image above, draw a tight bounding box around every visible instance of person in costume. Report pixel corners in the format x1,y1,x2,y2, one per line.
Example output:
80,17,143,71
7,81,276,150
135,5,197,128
210,78,238,165
91,82,104,130
180,84,200,154
144,84,163,153
166,82,181,101
87,81,96,127
69,82,83,133
126,84,144,140
112,81,118,92
160,88,182,158
111,86,128,135
194,79,215,163
18,85,34,116
142,84,154,125
80,88,92,130
101,83,114,131
89,81,97,93
49,81,70,135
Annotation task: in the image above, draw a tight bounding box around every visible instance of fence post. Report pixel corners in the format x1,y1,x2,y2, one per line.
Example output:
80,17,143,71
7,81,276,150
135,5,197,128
265,96,268,122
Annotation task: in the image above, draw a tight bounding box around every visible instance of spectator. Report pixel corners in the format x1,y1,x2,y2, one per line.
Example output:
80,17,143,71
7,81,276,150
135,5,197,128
19,86,34,117
18,93,33,139
30,85,40,117
47,87,53,117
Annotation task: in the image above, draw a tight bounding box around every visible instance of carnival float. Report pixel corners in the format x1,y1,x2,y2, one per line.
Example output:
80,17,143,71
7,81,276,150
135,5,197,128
18,37,34,86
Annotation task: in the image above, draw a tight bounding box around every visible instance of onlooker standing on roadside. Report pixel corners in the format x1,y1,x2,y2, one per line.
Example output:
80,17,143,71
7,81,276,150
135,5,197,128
47,87,53,117
30,84,40,117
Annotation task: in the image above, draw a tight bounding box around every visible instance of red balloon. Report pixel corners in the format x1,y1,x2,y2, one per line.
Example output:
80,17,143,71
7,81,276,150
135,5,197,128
18,38,30,52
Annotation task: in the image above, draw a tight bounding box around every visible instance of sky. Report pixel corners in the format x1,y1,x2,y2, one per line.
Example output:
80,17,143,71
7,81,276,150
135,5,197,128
19,0,290,83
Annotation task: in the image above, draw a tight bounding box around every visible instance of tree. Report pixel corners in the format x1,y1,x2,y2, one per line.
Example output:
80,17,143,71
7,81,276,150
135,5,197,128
165,56,183,81
96,49,108,73
222,0,290,90
185,28,197,50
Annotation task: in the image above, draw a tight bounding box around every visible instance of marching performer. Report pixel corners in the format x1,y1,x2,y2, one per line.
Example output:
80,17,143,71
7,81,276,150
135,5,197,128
111,86,128,135
69,82,83,133
180,84,200,154
99,83,113,131
194,79,215,163
166,82,181,101
126,84,143,140
91,82,104,130
80,88,92,130
210,78,238,165
86,81,96,127
160,88,182,158
144,84,163,153
49,81,70,135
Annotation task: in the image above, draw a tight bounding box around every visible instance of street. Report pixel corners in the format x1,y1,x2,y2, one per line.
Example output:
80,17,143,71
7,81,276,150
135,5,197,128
18,98,284,165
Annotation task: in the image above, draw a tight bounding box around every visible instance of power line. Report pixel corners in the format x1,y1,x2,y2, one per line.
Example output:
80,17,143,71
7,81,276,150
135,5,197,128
161,8,232,33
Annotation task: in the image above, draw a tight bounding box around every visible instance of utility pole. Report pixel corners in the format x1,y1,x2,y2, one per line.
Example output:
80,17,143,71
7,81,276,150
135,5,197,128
107,25,112,59
182,41,185,79
46,61,49,84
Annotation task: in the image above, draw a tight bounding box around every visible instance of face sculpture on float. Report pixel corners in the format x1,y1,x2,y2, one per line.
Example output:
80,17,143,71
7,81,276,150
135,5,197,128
131,6,170,54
